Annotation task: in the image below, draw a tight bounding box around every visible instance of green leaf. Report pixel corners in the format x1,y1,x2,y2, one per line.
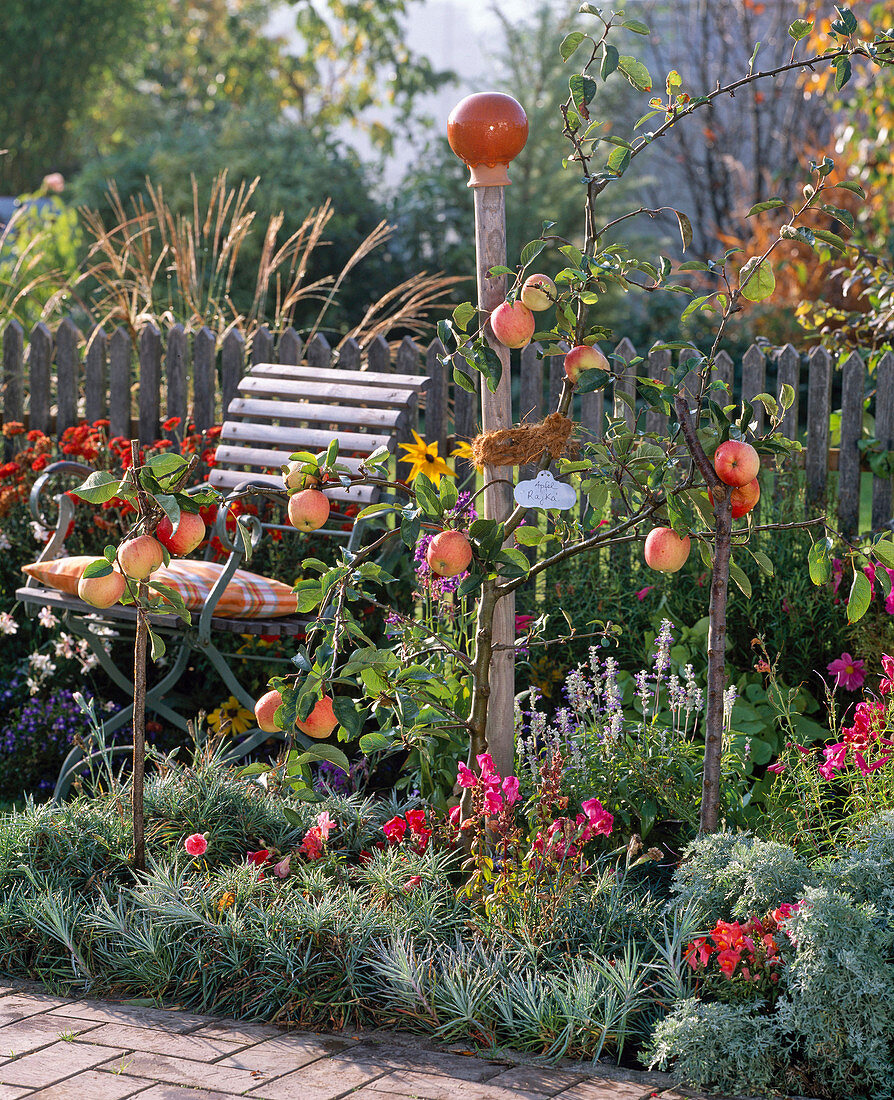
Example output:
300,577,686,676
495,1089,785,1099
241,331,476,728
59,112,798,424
833,180,865,198
749,548,774,576
606,146,631,175
332,696,364,739
82,559,114,579
401,511,421,548
147,452,188,480
747,199,786,217
149,630,166,661
155,494,180,529
282,806,303,827
674,210,693,251
568,74,598,114
780,383,796,411
297,744,350,774
452,301,477,331
600,42,619,80
807,540,831,585
487,265,514,278
729,559,752,598
514,526,544,547
453,363,476,394
811,228,849,253
622,18,650,34
739,257,775,302
497,547,530,574
574,368,609,394
414,475,441,518
74,471,124,505
834,55,852,91
559,30,587,61
788,18,813,40
847,569,872,623
359,732,393,754
819,204,855,232
874,539,894,569
520,238,547,267
617,55,652,92
293,578,323,614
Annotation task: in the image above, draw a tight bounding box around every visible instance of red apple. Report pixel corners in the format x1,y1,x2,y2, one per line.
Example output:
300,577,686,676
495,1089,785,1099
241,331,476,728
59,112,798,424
644,528,691,573
426,530,473,577
288,489,330,532
118,534,164,580
709,478,761,518
255,689,284,733
564,344,609,383
520,274,556,311
297,696,338,739
490,300,535,349
713,440,760,487
156,511,206,556
77,563,126,609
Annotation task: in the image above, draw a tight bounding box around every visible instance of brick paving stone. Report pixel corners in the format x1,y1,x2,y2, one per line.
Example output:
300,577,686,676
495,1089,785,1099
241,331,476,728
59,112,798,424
0,1014,99,1056
215,1033,357,1076
80,1022,246,1061
246,1055,391,1100
348,1044,507,1083
26,1068,158,1099
0,993,73,1025
191,1020,284,1044
0,1040,125,1088
554,1080,652,1100
48,1002,215,1033
485,1066,586,1095
352,1071,546,1100
0,1087,33,1099
96,1051,268,1094
133,1087,248,1100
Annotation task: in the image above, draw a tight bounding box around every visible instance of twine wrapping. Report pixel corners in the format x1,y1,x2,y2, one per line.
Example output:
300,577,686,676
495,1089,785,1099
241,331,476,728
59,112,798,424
470,412,574,468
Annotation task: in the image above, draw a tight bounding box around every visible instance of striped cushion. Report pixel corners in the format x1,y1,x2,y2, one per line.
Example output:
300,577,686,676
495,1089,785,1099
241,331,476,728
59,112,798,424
22,556,298,619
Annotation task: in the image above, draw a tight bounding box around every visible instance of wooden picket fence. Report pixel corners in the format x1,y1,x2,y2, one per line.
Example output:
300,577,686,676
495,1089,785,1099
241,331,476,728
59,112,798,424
2,316,893,536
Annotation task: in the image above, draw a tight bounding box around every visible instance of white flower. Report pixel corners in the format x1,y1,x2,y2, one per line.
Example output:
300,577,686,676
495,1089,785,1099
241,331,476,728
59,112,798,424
0,612,18,636
26,677,40,695
38,606,58,629
28,653,56,678
29,521,49,542
0,530,10,550
54,634,77,660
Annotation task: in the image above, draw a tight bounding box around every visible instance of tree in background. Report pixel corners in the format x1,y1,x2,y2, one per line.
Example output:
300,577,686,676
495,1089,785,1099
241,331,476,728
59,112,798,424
0,0,144,193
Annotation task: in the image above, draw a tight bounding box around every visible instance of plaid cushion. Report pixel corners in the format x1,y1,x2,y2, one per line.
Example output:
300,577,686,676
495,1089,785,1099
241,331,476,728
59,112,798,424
22,556,298,619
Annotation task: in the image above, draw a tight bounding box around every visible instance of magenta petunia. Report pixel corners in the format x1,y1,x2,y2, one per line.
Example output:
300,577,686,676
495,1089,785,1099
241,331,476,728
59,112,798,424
827,652,866,692
456,761,477,788
501,775,521,805
184,833,207,857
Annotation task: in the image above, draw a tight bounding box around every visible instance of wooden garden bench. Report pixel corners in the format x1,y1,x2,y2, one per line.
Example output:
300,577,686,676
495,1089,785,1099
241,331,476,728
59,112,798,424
17,361,427,798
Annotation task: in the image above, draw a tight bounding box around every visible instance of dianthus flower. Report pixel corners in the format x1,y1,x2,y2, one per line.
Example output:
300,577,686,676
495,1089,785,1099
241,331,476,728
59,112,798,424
184,833,207,856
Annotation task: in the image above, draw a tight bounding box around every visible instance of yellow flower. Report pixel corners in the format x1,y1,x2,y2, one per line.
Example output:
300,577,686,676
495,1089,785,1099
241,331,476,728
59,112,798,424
399,430,457,487
451,440,484,472
207,696,255,736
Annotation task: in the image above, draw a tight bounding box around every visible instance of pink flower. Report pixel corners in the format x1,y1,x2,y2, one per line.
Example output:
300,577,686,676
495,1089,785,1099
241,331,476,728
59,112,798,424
767,762,786,775
635,586,654,601
483,789,504,815
300,829,323,861
476,753,496,777
456,762,477,788
832,557,844,595
403,875,422,892
818,742,848,780
515,614,534,634
827,652,866,692
772,902,800,924
448,805,461,827
316,811,335,840
273,855,291,878
865,561,877,597
501,775,521,805
580,797,614,837
184,833,207,857
247,848,272,866
854,751,891,775
383,816,407,844
881,654,894,695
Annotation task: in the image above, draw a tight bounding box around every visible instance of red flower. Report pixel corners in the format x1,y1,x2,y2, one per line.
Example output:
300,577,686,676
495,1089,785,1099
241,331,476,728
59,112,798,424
247,848,272,866
383,816,407,844
163,416,182,431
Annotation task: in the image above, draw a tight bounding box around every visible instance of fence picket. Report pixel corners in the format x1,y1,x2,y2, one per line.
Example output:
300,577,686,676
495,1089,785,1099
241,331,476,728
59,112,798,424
396,337,420,441
2,320,24,427
742,344,767,432
221,330,244,413
193,327,216,432
55,318,79,433
520,343,544,498
252,326,274,366
614,337,637,430
278,327,302,366
337,338,362,371
646,345,671,435
872,350,894,532
776,344,800,441
165,323,188,429
838,352,865,538
453,353,478,485
29,323,53,434
109,327,132,439
306,333,332,370
84,328,106,425
712,349,734,392
425,338,449,456
138,324,162,443
367,335,391,374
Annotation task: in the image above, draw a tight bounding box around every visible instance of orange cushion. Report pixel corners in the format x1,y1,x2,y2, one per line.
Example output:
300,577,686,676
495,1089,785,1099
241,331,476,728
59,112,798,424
22,556,298,619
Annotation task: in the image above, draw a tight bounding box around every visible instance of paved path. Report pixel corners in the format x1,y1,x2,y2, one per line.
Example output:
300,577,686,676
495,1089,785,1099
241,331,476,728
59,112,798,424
0,983,702,1100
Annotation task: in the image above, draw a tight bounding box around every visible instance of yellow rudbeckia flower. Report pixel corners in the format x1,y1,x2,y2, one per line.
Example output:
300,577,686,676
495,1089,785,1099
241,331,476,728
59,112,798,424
207,696,255,736
399,430,457,487
450,440,484,472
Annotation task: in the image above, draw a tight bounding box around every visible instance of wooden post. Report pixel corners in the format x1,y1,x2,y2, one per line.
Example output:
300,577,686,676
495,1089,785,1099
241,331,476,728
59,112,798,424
449,92,528,779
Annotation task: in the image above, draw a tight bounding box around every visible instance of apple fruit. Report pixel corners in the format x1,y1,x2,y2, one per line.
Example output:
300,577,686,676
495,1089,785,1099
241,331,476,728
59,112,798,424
156,511,206,556
297,695,338,739
520,274,556,312
282,460,321,491
644,527,691,573
564,344,609,383
426,530,473,577
255,689,284,733
288,489,330,532
490,300,535,349
118,534,164,580
709,478,760,518
713,440,760,487
77,563,126,609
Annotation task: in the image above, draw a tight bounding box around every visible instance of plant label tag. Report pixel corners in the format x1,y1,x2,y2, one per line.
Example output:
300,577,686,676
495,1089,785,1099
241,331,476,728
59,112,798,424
513,470,576,510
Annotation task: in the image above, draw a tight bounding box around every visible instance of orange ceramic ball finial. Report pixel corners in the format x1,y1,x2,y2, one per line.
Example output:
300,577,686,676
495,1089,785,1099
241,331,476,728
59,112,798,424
447,92,528,187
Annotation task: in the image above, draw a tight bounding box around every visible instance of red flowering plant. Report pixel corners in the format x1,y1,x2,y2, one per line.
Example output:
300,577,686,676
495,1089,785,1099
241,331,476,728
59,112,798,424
685,903,800,1003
